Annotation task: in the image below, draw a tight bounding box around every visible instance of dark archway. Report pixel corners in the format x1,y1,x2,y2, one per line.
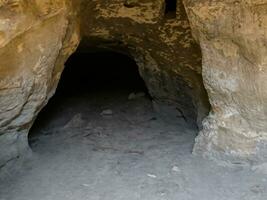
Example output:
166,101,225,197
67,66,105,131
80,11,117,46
57,51,149,96
28,49,151,147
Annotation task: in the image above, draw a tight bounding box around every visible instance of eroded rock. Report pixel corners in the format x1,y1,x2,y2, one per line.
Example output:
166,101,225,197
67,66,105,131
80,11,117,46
184,0,267,164
0,0,266,167
0,0,80,167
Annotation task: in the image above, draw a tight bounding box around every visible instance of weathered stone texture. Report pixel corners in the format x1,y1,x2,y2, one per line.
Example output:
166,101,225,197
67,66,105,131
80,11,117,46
1,0,267,168
0,0,210,168
184,0,267,164
80,0,209,126
0,0,80,167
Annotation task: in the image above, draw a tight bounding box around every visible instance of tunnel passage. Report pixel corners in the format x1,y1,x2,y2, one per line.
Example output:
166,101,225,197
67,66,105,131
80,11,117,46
0,0,265,176
28,49,152,147
56,51,149,96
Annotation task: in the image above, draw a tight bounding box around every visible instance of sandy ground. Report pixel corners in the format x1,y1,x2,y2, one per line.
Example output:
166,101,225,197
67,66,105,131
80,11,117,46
0,89,267,200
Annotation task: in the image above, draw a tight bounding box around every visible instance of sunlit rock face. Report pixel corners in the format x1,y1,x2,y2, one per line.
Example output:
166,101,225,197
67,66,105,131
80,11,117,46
0,0,80,167
0,0,266,168
184,0,267,164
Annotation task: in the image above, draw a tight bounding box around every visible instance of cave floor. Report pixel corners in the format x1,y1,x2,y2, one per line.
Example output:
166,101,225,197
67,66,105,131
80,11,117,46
0,89,266,200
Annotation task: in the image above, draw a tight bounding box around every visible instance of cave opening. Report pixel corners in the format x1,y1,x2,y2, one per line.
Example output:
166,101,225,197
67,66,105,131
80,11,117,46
165,0,177,18
56,51,149,98
28,49,152,147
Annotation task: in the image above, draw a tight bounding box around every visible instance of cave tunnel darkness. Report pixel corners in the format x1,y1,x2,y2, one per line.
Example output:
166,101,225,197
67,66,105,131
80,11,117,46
56,50,149,97
28,49,151,147
18,46,214,200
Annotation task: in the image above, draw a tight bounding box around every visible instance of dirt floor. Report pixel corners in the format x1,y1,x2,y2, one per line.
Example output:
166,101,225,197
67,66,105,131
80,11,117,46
0,88,267,200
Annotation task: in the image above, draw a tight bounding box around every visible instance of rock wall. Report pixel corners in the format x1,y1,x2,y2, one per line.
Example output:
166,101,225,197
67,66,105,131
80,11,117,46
79,0,209,126
0,0,80,167
1,0,266,168
184,0,267,164
0,0,210,168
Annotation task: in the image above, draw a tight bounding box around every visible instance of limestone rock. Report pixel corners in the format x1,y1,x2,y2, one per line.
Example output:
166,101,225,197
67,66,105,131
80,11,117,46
184,0,267,164
0,0,266,168
0,0,80,167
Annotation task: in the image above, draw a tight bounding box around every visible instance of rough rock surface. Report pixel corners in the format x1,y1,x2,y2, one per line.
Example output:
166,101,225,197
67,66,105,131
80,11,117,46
2,91,266,200
184,0,267,164
0,0,80,168
0,0,209,168
79,0,209,126
0,0,267,168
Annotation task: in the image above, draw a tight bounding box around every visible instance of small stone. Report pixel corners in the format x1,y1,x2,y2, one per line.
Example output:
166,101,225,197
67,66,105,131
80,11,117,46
250,185,264,194
101,109,113,116
147,173,157,178
124,0,139,8
81,183,90,187
128,92,145,100
63,113,84,129
172,166,181,172
128,93,135,100
251,163,267,175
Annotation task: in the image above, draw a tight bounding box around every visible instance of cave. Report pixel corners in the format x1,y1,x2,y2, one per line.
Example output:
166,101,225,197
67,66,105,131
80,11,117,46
165,0,177,18
28,49,152,147
1,0,267,199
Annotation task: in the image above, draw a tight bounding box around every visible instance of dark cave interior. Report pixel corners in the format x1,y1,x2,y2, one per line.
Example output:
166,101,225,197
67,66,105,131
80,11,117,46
28,50,151,145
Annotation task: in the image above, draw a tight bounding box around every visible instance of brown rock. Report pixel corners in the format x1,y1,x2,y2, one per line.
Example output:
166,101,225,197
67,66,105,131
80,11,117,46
0,0,266,167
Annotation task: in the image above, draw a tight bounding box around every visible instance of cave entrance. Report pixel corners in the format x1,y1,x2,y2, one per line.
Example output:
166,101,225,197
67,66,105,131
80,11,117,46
21,45,200,200
56,50,149,98
28,49,152,147
165,0,177,18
